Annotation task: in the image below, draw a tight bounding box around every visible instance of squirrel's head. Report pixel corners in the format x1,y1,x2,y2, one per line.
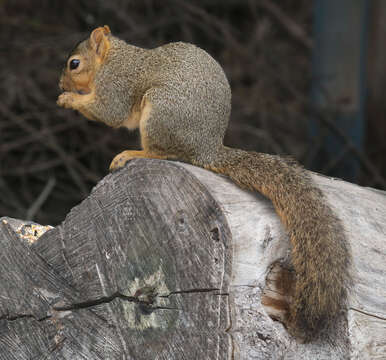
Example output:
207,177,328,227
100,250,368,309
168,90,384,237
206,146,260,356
59,25,111,95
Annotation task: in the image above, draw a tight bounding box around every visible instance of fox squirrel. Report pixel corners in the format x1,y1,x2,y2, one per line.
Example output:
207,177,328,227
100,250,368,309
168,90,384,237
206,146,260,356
57,25,351,341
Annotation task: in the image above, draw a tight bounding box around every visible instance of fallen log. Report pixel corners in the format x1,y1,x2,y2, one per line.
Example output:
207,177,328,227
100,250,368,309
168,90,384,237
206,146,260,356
0,159,385,359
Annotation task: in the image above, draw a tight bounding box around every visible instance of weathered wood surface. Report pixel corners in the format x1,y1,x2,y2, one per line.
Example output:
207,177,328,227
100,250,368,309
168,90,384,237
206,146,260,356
181,162,386,360
0,159,385,359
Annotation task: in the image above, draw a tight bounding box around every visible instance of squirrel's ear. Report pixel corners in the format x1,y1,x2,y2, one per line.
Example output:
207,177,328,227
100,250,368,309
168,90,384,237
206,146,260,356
90,26,111,60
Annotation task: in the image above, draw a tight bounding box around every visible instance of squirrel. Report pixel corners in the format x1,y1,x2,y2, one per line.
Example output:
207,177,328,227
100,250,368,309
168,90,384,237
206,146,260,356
57,25,351,341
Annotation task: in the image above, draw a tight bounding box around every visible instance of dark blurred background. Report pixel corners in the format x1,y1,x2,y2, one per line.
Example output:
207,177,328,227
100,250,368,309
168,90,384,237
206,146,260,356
0,0,385,225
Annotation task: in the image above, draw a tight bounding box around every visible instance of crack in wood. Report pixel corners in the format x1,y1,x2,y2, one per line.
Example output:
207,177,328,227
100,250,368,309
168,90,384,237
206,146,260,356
158,288,222,297
53,291,154,312
2,288,229,321
1,289,171,323
350,307,386,321
0,313,51,322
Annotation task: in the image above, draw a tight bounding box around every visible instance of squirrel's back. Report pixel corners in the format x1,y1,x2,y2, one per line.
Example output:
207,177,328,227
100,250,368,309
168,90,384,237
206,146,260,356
147,42,232,159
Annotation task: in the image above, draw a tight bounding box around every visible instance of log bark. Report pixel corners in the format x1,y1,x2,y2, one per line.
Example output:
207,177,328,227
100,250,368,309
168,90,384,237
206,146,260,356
0,159,385,359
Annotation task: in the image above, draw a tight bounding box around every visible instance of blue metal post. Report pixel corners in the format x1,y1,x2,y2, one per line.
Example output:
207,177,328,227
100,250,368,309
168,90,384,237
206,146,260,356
311,0,368,182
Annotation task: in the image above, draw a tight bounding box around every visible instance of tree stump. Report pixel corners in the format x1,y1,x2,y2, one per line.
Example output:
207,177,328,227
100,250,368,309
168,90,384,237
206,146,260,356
0,159,385,359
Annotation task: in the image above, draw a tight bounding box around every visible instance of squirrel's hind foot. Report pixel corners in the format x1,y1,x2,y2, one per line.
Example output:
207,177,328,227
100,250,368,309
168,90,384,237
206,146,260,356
109,150,170,171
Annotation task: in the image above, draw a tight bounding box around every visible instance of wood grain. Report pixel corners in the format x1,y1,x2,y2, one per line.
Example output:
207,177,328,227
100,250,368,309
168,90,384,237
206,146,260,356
0,160,232,359
1,158,385,359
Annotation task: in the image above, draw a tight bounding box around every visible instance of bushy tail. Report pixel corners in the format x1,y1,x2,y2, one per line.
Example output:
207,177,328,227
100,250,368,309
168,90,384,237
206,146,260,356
205,146,351,339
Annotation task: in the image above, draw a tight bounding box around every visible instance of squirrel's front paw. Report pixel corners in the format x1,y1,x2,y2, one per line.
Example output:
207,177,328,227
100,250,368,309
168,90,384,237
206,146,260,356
57,92,76,109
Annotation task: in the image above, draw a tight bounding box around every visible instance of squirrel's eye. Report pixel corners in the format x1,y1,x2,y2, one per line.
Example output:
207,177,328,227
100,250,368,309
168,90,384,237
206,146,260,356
69,59,80,70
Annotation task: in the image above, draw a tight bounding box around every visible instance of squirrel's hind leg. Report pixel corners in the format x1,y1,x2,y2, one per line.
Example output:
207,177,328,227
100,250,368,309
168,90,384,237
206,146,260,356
109,150,170,171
